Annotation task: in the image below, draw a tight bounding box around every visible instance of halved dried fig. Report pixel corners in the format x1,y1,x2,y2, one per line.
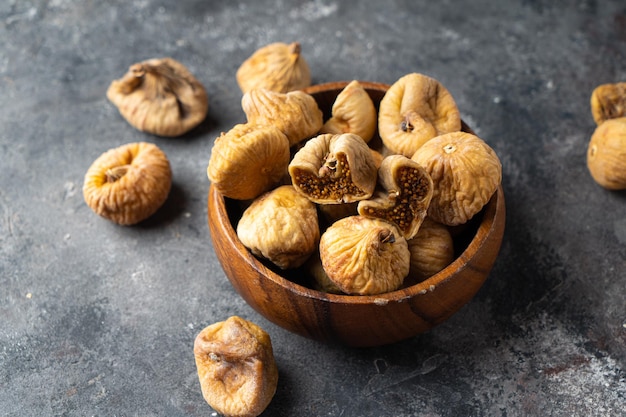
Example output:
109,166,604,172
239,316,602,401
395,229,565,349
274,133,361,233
83,142,171,225
236,42,311,94
406,218,454,282
378,73,461,157
358,155,433,240
289,133,378,204
207,123,290,200
242,88,323,147
411,131,502,226
590,82,626,125
106,57,208,137
320,80,377,143
237,185,319,269
194,316,278,417
319,215,410,295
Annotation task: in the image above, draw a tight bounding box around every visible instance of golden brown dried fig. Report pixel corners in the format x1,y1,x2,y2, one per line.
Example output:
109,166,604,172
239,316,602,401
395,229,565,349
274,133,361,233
194,316,278,417
242,88,323,146
320,80,377,143
289,133,378,204
378,73,461,157
406,218,454,282
83,142,171,225
236,42,311,94
590,82,626,125
319,216,410,295
207,123,290,200
411,131,502,226
237,185,319,269
587,117,626,190
305,252,345,294
106,57,208,137
358,155,433,240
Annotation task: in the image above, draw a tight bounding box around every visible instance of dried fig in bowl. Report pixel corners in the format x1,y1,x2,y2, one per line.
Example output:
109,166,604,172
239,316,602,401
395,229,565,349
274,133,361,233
106,57,208,137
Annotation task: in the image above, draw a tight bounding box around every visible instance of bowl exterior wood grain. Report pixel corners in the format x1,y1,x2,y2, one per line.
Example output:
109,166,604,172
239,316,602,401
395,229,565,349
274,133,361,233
207,81,506,347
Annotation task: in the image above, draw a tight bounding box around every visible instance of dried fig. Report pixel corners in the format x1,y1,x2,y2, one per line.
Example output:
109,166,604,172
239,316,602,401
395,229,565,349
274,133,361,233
242,88,323,146
587,117,626,190
358,155,433,240
411,131,502,226
378,73,461,157
289,133,378,204
319,216,410,295
305,252,345,294
590,82,626,125
320,80,377,143
207,123,290,200
194,316,278,417
83,142,171,225
106,57,208,137
237,185,319,269
236,42,311,94
407,218,454,282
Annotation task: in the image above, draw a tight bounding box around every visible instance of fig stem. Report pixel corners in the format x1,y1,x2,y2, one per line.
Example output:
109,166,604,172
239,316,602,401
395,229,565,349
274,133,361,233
105,165,131,182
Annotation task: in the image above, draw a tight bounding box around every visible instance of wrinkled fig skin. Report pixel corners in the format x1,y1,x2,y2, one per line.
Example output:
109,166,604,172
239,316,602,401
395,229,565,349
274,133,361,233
237,42,312,94
591,82,626,125
358,155,433,240
107,57,208,137
207,123,291,200
237,185,320,269
289,133,379,204
587,117,626,190
319,216,410,295
412,131,502,226
406,217,455,283
194,316,279,417
83,142,172,225
378,73,461,157
242,88,323,147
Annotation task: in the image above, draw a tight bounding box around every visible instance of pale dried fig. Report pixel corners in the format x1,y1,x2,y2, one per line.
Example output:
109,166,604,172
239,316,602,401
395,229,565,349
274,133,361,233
378,73,461,157
106,57,208,137
237,185,319,269
207,123,290,200
83,142,171,225
411,131,502,226
242,88,323,146
194,316,278,417
289,133,378,204
319,216,410,295
236,42,311,94
590,82,626,125
587,117,626,190
358,155,433,240
407,218,454,282
320,80,377,143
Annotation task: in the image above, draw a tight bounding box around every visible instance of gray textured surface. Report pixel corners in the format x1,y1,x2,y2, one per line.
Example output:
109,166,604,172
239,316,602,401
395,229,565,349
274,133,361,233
1,0,625,416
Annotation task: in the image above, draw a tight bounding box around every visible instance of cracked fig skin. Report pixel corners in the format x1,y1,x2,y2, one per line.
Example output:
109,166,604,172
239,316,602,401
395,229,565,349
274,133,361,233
319,216,410,295
83,142,171,225
106,57,208,137
194,316,278,417
289,133,378,204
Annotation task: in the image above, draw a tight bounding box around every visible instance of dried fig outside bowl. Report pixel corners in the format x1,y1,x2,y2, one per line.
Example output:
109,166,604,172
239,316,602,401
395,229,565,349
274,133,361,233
207,81,505,347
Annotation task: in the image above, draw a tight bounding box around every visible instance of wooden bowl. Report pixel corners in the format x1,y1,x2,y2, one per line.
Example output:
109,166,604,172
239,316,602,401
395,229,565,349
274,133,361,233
208,81,506,347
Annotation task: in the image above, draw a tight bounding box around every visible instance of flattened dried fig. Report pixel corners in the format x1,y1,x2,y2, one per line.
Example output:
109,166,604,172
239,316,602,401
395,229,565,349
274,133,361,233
587,117,626,190
242,88,323,146
106,57,208,137
194,316,278,417
207,123,290,200
358,155,433,240
407,218,454,282
289,133,378,204
591,82,626,125
83,142,171,225
237,42,311,94
411,131,502,226
320,80,377,143
378,73,461,157
237,185,319,269
319,216,410,295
